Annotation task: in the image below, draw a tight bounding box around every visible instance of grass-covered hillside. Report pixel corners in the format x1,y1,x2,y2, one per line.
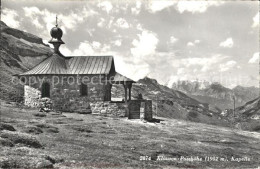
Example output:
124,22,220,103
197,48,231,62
0,21,52,102
1,101,259,168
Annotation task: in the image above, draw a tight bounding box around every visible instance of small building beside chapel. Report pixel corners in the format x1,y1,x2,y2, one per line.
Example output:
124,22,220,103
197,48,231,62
17,20,152,120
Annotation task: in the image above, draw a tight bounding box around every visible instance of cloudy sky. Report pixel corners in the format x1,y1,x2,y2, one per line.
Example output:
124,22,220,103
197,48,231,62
2,0,259,88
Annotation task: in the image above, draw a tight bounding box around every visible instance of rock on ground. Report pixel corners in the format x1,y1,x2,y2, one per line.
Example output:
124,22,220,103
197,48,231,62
0,123,16,131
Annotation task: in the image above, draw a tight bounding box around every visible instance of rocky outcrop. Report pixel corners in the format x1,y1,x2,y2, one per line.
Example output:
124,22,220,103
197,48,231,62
0,21,53,102
1,21,44,45
236,97,260,119
233,86,259,103
1,29,52,58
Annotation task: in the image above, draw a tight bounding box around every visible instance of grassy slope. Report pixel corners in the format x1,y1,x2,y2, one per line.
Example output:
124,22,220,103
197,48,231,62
0,21,51,102
1,102,259,168
112,81,229,128
189,95,235,110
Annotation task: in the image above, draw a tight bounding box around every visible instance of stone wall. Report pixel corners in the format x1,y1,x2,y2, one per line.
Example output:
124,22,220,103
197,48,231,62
24,85,41,107
144,100,153,121
51,81,110,113
89,100,152,120
90,101,126,117
23,75,153,119
23,75,110,113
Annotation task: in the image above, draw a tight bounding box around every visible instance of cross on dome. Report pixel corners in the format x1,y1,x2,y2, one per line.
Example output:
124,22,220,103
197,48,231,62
48,15,65,55
56,15,58,27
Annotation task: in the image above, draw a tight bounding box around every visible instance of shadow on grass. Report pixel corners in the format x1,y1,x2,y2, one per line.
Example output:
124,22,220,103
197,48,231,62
148,118,164,123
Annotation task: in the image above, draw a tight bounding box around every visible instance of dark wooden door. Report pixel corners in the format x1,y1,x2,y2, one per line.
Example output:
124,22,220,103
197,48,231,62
128,101,141,119
41,82,50,98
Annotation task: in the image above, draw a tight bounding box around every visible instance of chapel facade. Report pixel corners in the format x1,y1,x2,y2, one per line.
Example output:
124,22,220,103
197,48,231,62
17,20,152,120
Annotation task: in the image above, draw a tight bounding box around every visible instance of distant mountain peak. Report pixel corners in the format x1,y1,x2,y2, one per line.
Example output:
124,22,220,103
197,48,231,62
233,85,259,90
209,82,230,91
171,79,259,110
138,76,159,85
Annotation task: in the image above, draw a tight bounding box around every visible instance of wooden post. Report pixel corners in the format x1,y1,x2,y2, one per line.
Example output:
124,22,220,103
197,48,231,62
140,102,145,121
109,84,112,101
123,84,128,103
123,83,129,117
233,95,235,119
128,83,132,101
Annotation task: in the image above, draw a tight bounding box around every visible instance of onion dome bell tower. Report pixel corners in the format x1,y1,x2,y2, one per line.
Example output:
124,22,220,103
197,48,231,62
48,15,65,55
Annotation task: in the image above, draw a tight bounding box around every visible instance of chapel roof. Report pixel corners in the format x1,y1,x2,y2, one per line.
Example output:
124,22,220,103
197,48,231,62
20,55,114,75
19,18,134,83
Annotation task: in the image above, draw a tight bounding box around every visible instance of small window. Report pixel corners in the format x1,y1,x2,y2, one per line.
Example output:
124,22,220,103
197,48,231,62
42,82,50,98
80,83,88,96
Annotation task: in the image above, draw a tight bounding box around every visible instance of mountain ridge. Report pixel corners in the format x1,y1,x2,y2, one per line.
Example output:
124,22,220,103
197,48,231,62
171,80,259,110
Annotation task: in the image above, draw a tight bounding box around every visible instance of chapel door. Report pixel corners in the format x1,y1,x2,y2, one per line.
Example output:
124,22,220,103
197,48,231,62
41,82,50,98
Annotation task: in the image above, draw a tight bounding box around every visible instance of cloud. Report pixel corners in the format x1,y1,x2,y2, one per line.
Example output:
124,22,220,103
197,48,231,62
248,52,259,63
194,40,200,44
170,36,178,44
219,60,237,72
166,75,179,87
92,41,101,49
148,1,176,13
32,18,44,29
136,1,142,9
61,41,150,81
82,7,99,17
98,1,113,13
23,6,97,40
1,8,20,28
24,7,50,29
147,1,224,14
23,7,57,40
42,39,49,45
59,13,84,30
114,56,151,81
115,18,130,29
219,38,234,48
179,54,228,72
136,23,143,31
112,39,122,47
187,42,194,47
176,1,224,13
131,1,142,15
60,41,113,56
73,41,95,55
23,6,42,15
59,46,73,56
252,13,259,28
187,40,200,47
97,18,105,27
177,68,185,75
131,30,158,59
